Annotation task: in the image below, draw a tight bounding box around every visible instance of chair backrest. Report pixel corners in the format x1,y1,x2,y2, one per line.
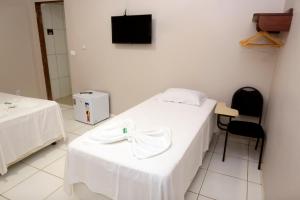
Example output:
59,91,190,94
231,87,263,123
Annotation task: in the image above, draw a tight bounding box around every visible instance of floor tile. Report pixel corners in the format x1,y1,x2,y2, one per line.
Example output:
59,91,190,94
248,145,260,162
3,171,63,200
62,109,74,120
185,191,198,200
60,107,69,111
63,119,84,132
188,168,206,193
249,138,262,147
94,117,112,127
214,138,248,160
56,133,79,150
208,153,247,180
248,161,262,184
72,124,94,135
218,133,249,145
45,186,79,200
201,152,213,169
198,195,215,200
22,146,66,169
248,182,264,200
59,104,73,111
200,171,247,200
43,156,66,178
0,163,38,194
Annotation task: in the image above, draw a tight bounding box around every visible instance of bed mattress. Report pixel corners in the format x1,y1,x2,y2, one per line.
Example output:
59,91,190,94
0,92,66,175
65,94,216,200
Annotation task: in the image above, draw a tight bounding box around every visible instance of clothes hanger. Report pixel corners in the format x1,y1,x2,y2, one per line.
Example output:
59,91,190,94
240,31,283,48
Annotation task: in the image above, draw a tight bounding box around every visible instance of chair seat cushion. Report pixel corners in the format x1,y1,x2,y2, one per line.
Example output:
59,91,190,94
227,121,264,138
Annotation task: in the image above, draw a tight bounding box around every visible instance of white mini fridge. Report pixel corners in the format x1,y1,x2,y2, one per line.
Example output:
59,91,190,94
73,91,109,125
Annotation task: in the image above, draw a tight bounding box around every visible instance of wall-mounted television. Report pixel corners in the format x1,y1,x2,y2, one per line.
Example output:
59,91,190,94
111,14,152,44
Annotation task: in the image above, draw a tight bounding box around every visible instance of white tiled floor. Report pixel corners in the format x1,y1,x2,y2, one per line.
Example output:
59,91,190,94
187,133,264,200
22,147,66,169
43,156,66,179
209,153,248,180
3,172,63,200
0,104,264,200
248,182,264,200
200,171,248,200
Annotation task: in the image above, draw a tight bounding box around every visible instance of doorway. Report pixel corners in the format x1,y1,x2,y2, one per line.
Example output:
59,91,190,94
35,1,73,105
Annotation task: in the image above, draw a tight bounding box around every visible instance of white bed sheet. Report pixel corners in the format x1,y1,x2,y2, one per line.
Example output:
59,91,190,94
0,93,66,175
65,94,216,200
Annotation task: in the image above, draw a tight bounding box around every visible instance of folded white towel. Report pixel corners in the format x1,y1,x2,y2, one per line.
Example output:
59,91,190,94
87,119,172,159
130,128,172,159
89,119,135,143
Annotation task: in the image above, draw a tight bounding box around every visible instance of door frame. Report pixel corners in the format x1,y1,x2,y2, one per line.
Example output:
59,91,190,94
35,0,64,100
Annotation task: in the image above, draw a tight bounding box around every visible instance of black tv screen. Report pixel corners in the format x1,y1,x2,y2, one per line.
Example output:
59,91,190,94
111,14,152,44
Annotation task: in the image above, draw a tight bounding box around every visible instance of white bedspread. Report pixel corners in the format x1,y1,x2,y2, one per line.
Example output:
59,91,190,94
0,93,66,175
65,95,216,200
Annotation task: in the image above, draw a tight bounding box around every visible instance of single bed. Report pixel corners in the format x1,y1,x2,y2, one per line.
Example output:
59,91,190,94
0,92,66,175
65,93,216,200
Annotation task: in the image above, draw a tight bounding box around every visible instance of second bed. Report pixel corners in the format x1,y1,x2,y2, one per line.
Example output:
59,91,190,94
0,92,66,175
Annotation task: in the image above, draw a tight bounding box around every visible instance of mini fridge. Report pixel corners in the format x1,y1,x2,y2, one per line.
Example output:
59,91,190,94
73,91,109,125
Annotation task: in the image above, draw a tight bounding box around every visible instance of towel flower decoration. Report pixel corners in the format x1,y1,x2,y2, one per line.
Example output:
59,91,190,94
88,119,172,159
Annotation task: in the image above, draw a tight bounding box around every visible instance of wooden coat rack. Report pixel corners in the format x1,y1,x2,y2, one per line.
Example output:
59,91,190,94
240,32,283,47
240,8,293,48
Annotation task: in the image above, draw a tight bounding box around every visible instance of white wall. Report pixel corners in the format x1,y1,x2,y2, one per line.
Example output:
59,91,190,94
64,0,285,114
41,3,72,100
263,0,300,199
0,0,42,97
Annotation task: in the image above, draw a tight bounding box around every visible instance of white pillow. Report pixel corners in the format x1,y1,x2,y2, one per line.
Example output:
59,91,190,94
160,88,207,106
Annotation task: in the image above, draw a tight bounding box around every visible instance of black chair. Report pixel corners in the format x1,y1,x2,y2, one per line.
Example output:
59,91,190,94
217,87,265,170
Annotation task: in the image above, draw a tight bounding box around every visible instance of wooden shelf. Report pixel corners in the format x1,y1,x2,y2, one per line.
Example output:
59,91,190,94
252,8,293,32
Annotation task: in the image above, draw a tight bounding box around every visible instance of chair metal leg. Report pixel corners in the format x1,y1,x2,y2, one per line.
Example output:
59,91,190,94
258,136,264,170
255,138,259,150
222,131,229,162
